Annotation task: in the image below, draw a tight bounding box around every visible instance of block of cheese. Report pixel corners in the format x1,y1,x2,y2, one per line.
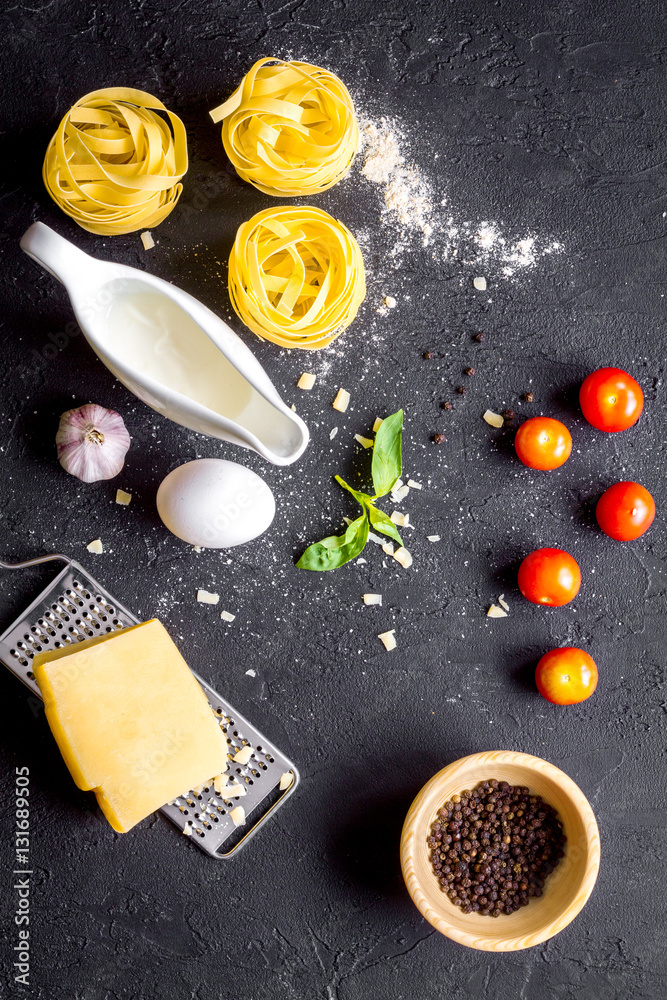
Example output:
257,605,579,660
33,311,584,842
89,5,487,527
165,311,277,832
32,619,228,833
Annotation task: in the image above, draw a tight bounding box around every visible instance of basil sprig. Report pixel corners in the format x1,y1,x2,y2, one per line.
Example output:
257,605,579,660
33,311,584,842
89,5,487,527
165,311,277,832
294,514,369,572
371,409,403,496
296,409,404,571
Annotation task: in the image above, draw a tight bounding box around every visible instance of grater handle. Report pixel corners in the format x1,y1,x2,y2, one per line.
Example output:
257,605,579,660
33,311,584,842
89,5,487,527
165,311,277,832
0,553,72,571
213,775,298,858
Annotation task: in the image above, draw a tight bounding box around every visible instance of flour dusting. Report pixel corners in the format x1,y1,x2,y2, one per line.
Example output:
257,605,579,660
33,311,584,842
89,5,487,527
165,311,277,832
359,118,436,252
470,224,563,276
357,115,564,279
360,120,402,184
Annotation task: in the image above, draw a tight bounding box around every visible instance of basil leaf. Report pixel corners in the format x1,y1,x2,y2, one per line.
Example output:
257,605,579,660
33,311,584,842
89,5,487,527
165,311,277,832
334,475,374,509
366,505,403,546
371,409,403,497
296,514,369,571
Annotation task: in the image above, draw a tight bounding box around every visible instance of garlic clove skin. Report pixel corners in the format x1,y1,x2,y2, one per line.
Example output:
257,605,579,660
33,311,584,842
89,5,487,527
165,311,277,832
56,403,131,483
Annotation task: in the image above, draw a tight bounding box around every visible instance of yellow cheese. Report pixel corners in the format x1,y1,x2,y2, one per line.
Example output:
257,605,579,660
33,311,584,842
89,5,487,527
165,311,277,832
32,620,227,833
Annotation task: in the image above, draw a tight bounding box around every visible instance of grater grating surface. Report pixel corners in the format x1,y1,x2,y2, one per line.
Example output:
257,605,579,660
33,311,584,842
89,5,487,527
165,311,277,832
0,554,298,858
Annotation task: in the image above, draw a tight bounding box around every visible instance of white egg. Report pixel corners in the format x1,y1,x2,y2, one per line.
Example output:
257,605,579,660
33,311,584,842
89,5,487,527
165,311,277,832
156,459,275,548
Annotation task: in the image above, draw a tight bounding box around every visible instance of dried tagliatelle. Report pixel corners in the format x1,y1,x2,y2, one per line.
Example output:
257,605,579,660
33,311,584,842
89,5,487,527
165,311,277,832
228,206,366,350
43,87,188,235
209,58,359,196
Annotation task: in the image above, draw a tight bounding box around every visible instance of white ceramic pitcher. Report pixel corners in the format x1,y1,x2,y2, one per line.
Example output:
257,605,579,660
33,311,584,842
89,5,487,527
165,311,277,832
21,222,309,466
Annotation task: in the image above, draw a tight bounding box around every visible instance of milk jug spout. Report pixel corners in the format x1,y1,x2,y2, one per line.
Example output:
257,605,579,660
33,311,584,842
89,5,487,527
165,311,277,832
21,222,103,288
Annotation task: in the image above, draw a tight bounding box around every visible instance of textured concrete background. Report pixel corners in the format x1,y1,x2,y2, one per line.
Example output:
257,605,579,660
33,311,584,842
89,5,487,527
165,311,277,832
1,1,666,998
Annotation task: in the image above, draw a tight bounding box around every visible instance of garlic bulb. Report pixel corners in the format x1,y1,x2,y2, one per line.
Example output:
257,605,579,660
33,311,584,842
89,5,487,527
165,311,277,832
56,404,131,483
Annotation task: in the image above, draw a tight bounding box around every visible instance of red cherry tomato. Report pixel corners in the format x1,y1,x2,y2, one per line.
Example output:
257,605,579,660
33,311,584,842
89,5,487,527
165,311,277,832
595,481,655,541
518,548,581,606
579,367,643,432
514,417,572,471
535,647,598,705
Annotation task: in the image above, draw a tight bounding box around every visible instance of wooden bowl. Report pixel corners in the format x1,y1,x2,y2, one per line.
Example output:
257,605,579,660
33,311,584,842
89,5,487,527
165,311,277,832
400,750,600,951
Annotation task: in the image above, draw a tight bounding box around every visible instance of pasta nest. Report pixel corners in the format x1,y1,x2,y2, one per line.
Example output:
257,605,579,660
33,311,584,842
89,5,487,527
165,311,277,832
43,87,188,235
228,206,366,350
210,58,359,196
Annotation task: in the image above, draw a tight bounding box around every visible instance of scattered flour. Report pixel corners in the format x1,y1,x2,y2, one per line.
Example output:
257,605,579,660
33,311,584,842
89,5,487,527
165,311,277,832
360,121,402,184
470,224,562,277
357,115,563,280
359,117,436,253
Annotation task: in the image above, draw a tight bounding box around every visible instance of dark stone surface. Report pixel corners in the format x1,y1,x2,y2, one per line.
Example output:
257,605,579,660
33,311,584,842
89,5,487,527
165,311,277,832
1,2,666,997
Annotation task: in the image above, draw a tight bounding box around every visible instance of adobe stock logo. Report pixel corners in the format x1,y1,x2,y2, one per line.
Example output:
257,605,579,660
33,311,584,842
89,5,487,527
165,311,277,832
26,277,134,376
198,477,273,546
27,317,82,372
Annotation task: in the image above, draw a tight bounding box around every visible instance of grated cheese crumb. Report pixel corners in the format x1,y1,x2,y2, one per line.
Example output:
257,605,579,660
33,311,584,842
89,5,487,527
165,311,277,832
373,417,383,432
367,531,384,545
427,534,441,542
194,545,202,553
297,372,316,391
245,668,256,677
230,806,246,827
182,822,193,836
290,403,297,411
279,771,294,790
354,433,374,449
382,541,395,556
483,409,504,428
378,629,397,651
498,594,510,612
384,295,397,308
232,745,253,765
140,231,155,250
473,276,487,291
86,538,103,554
333,387,350,412
213,774,228,795
487,604,507,618
392,484,410,503
222,783,247,799
393,546,413,569
197,589,219,605
330,426,338,440
390,510,409,527
407,479,422,490
220,610,236,622
362,593,382,606
115,489,132,506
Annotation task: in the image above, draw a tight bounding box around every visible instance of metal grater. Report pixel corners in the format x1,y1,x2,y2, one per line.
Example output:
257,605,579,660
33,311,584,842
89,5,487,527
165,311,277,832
0,554,299,858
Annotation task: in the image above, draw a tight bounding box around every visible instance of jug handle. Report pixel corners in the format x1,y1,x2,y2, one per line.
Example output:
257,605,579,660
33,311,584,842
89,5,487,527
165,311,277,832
20,222,98,287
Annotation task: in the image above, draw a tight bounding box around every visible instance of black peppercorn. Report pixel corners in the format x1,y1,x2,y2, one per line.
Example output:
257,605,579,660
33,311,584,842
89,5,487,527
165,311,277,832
428,780,565,917
456,386,467,395
433,433,446,444
423,350,434,359
523,391,534,402
441,400,452,411
465,367,475,376
503,409,514,421
474,332,485,342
